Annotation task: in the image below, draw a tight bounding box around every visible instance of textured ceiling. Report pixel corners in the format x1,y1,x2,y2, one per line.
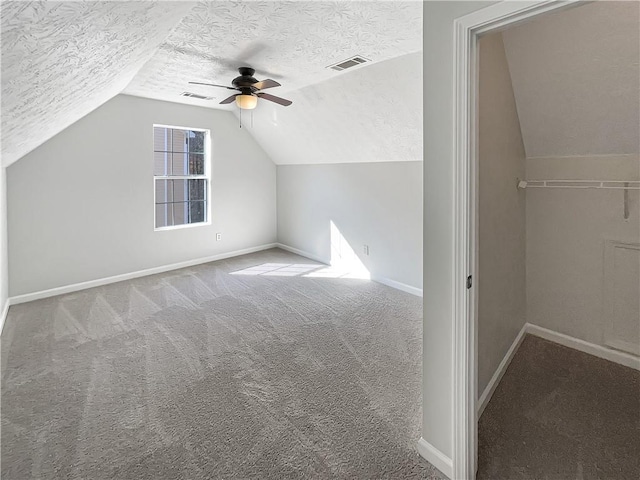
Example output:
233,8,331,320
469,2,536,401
1,1,423,166
123,1,423,107
237,51,422,165
1,1,196,166
502,1,640,158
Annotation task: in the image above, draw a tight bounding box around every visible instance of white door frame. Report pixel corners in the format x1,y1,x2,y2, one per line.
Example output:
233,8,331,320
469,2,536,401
451,1,585,478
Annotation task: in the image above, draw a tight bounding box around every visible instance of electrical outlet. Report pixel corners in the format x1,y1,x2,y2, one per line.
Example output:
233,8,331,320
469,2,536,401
216,233,222,241
363,244,369,255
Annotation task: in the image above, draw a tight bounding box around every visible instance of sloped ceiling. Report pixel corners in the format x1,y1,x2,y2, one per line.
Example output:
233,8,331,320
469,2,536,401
1,1,196,166
502,1,640,158
124,1,423,106
2,1,422,167
237,51,422,165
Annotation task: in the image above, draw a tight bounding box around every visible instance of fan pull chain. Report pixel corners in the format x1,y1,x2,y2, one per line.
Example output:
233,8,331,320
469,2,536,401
239,108,242,129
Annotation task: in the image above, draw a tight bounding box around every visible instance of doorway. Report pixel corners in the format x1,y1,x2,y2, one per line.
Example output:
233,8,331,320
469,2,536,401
452,1,639,477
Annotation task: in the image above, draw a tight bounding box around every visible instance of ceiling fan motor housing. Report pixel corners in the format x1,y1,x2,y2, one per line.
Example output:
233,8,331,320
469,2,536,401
232,67,258,92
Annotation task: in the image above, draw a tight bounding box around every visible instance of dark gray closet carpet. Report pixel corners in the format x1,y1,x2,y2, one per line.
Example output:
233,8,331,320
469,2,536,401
478,335,640,480
1,248,443,479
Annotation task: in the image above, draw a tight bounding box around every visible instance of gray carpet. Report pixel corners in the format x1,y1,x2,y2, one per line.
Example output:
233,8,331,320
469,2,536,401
1,248,443,479
478,335,640,479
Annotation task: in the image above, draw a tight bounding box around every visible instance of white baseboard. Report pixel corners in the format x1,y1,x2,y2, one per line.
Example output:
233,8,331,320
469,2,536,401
0,299,9,335
372,275,423,297
417,437,452,479
477,322,528,417
605,339,640,357
526,323,640,371
478,322,640,413
9,243,278,306
275,243,329,264
276,243,423,297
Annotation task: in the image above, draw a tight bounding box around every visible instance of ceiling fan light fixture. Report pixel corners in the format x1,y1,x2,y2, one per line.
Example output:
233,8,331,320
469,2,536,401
236,94,257,110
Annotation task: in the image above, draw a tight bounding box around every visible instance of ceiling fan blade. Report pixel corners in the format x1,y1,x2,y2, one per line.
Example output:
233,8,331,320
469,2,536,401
237,41,268,62
161,43,284,80
257,92,292,106
189,81,238,91
234,41,284,79
252,79,281,90
220,94,239,104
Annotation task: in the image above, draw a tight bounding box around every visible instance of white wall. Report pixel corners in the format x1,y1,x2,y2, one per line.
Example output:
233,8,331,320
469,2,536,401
526,155,640,350
422,0,496,461
277,162,422,290
7,94,276,296
477,32,527,397
0,166,8,322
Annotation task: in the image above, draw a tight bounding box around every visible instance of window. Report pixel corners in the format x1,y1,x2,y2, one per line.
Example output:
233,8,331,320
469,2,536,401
153,125,210,229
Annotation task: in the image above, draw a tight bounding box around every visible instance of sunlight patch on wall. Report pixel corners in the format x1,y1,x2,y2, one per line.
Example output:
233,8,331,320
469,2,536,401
306,221,370,279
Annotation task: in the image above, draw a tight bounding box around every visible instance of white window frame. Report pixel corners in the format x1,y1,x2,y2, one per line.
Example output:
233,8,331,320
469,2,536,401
153,123,212,231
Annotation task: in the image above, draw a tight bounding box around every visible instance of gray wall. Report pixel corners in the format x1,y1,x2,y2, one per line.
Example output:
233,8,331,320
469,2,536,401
477,32,527,397
502,0,640,158
422,0,496,459
526,155,640,349
277,162,423,290
7,95,277,296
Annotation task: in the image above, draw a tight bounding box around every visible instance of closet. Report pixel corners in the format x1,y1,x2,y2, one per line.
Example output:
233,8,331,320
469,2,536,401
475,2,639,477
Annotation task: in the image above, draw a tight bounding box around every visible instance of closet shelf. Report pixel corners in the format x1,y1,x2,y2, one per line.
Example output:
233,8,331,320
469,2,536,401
518,180,640,190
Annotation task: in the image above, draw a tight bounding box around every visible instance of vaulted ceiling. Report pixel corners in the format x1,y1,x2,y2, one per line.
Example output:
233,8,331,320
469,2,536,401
3,1,637,169
124,1,422,105
1,1,196,166
1,1,423,167
239,51,422,165
502,0,639,158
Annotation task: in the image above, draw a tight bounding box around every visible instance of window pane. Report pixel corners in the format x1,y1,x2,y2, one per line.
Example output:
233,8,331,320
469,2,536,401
188,179,205,201
172,201,187,225
172,179,187,201
155,203,169,228
156,180,206,204
172,129,188,153
189,153,205,175
187,131,205,153
161,153,204,176
154,151,169,176
155,179,174,203
171,152,189,176
189,201,206,223
153,127,170,152
155,200,207,227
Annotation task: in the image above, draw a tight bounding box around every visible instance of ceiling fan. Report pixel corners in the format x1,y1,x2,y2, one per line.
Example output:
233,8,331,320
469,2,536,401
189,67,292,110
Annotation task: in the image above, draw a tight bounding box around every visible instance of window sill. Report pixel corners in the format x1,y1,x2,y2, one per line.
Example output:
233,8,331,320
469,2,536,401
154,221,211,232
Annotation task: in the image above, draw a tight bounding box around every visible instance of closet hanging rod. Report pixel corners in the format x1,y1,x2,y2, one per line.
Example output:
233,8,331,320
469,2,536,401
517,180,640,190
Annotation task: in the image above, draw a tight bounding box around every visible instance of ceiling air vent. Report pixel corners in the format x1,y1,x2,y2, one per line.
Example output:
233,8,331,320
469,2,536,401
327,55,370,71
180,92,213,100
